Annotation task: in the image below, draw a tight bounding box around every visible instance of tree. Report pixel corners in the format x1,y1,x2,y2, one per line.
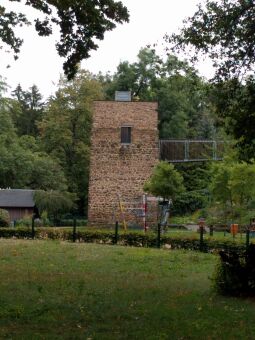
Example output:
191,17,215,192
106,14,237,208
210,77,255,161
0,87,67,190
144,162,185,201
34,190,76,223
0,209,10,227
0,137,67,190
100,48,217,139
101,48,162,100
1,0,129,79
38,70,104,214
167,1,255,158
11,84,45,136
209,159,255,223
168,0,255,80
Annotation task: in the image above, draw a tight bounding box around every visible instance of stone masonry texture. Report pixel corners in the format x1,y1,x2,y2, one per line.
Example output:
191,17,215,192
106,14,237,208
88,101,159,226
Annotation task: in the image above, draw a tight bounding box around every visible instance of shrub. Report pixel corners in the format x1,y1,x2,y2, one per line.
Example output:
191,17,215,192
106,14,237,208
52,219,87,227
172,191,208,215
15,215,32,227
0,226,245,254
213,244,255,296
0,209,10,227
144,162,185,200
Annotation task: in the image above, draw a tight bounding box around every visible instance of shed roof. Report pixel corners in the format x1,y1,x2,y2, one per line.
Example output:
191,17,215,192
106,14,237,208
0,189,35,208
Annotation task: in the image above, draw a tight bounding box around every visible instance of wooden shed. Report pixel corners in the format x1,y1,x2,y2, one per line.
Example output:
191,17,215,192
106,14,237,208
0,189,35,222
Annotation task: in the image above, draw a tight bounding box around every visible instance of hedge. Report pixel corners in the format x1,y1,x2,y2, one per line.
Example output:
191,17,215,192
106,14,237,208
0,227,246,253
213,244,255,296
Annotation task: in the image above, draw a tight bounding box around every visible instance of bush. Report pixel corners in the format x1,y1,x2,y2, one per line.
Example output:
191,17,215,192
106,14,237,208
15,216,32,227
172,191,208,215
213,244,255,296
0,226,245,254
52,219,87,227
0,209,10,227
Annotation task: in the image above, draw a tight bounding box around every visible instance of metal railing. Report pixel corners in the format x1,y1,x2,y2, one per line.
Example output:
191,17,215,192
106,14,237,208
159,139,224,163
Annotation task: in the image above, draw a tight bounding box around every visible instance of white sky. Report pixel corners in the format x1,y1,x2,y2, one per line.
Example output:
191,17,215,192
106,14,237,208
0,0,212,99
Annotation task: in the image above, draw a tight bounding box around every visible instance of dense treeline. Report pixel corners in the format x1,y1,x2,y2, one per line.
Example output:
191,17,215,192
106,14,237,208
0,48,228,216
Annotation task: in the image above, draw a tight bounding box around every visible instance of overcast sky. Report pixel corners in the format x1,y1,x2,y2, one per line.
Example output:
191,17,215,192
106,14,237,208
0,0,211,98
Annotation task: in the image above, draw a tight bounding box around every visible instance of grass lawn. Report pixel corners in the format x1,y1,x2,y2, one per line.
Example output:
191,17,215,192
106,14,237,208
0,240,255,339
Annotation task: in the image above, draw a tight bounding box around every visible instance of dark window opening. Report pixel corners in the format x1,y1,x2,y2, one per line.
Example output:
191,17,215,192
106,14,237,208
121,126,131,144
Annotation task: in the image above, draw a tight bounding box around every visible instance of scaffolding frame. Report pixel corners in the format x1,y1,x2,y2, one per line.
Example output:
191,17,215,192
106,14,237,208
116,194,158,232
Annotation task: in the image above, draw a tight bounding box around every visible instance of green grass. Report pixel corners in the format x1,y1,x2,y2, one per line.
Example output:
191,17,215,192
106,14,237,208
1,240,255,339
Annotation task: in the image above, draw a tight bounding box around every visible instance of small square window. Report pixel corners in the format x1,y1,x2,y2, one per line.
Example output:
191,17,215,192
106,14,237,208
121,126,131,144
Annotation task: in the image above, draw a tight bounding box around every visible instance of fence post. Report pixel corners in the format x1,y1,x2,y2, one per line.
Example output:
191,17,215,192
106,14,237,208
114,221,119,245
246,227,250,250
198,218,205,251
73,217,77,243
199,226,204,251
31,215,35,239
157,223,161,249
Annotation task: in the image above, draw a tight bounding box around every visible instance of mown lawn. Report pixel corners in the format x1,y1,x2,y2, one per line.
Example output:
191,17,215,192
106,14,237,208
0,239,255,339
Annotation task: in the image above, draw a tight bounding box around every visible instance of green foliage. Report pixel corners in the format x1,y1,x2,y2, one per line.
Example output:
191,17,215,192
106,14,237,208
100,48,217,139
15,216,32,228
209,159,255,223
168,0,255,81
57,219,87,227
0,137,67,190
1,1,129,79
11,84,45,137
0,83,67,191
210,78,255,161
172,191,208,216
38,70,103,214
34,190,76,220
168,0,255,157
175,162,211,191
144,162,185,200
0,227,246,254
0,209,10,227
213,245,255,296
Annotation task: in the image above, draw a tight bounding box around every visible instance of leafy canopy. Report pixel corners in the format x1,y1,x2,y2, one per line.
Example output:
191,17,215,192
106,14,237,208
144,162,185,201
1,0,129,79
210,77,255,161
209,159,255,223
38,70,104,213
101,47,217,139
34,190,76,218
168,0,255,80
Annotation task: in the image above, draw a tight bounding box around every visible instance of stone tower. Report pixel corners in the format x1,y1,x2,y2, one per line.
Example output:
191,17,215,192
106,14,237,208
88,93,159,225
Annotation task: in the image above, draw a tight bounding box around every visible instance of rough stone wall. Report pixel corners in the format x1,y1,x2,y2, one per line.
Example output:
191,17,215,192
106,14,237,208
88,101,159,226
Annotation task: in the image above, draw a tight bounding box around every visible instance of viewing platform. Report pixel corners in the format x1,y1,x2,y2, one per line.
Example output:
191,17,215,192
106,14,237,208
159,139,224,163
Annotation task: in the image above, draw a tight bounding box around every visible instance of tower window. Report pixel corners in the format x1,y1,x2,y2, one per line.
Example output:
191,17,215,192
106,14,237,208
121,126,131,144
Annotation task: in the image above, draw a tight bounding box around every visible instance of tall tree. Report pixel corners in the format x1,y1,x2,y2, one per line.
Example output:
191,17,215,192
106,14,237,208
11,84,45,136
0,0,129,79
209,158,255,223
39,70,104,214
167,0,255,159
168,0,255,80
0,81,67,191
209,77,255,160
101,48,217,139
144,162,185,201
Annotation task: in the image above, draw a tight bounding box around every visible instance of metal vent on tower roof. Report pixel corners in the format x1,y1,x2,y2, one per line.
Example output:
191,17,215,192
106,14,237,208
115,91,131,102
